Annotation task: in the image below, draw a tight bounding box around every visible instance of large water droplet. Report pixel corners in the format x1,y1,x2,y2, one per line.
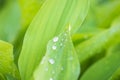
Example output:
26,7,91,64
49,58,55,64
52,45,57,50
53,37,59,42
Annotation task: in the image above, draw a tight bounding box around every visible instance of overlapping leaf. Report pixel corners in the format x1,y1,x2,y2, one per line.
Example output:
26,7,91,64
13,0,46,64
18,0,89,80
19,0,46,28
76,16,120,64
34,29,80,80
0,40,20,80
80,52,120,80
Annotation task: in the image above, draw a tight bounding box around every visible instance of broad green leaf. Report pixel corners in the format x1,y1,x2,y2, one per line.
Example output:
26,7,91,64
111,68,120,80
107,43,120,57
106,43,120,80
13,0,46,64
80,52,120,80
18,0,89,80
72,33,93,46
0,0,21,42
0,40,20,80
19,0,46,28
96,0,120,28
76,0,104,34
75,16,120,75
0,73,6,80
34,30,80,80
0,0,6,10
76,16,120,64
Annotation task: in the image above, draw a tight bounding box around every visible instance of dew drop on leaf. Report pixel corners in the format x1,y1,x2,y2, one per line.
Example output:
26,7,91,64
50,78,53,80
53,37,59,42
52,45,57,50
48,58,55,64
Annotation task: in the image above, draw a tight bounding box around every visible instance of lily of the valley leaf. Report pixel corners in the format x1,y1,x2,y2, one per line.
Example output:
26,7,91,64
18,0,89,80
34,30,80,80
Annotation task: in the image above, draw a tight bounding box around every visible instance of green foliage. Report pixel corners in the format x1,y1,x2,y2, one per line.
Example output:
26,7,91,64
0,40,20,80
34,29,80,80
19,0,46,28
18,0,89,80
0,0,120,80
80,51,120,80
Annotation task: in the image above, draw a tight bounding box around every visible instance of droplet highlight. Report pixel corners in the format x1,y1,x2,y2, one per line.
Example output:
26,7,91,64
50,78,53,80
52,45,57,50
49,58,55,64
53,37,59,42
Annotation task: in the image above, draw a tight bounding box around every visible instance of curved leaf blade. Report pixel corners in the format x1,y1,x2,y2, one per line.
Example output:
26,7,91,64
80,53,120,80
76,17,120,63
34,30,80,80
19,0,46,28
0,40,20,79
18,0,89,80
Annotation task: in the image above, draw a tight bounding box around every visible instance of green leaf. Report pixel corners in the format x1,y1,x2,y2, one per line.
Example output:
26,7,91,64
0,40,20,80
75,16,120,75
13,0,46,64
0,0,21,42
19,0,46,28
80,52,120,80
76,16,120,64
96,0,120,28
18,0,89,80
111,68,120,80
34,30,80,80
72,33,93,46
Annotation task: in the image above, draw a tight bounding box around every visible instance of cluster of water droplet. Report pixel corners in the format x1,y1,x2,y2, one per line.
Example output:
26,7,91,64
40,33,70,80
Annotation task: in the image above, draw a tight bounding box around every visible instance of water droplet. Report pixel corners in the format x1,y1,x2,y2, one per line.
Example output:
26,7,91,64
49,58,55,64
53,37,59,42
50,78,53,80
52,45,57,50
